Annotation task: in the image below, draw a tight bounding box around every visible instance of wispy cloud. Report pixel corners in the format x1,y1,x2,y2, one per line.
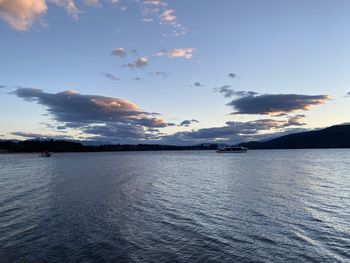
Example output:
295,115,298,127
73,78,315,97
49,0,80,19
10,131,71,140
111,48,127,57
151,71,169,77
83,0,101,6
214,86,257,98
104,73,121,81
156,48,195,59
0,0,188,34
123,57,148,69
141,0,188,36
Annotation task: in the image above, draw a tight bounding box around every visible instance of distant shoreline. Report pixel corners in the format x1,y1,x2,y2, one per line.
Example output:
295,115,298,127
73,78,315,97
1,147,350,155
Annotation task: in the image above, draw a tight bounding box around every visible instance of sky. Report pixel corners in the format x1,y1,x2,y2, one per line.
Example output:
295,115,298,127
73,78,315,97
0,0,349,145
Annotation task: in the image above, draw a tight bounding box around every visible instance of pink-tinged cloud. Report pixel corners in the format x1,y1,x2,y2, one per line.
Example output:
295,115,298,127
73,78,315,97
156,48,195,59
0,0,47,31
141,0,187,36
12,87,167,128
161,9,176,23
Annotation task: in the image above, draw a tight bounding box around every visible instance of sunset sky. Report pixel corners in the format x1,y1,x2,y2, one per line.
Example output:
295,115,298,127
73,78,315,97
1,0,349,145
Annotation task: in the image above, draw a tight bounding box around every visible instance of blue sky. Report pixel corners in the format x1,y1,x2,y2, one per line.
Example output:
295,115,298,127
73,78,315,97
1,0,349,144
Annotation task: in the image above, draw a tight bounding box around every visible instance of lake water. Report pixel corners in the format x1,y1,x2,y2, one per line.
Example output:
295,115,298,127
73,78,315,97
0,150,349,262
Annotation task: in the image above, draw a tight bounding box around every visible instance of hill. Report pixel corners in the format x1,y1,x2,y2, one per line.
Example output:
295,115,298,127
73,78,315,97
241,124,350,149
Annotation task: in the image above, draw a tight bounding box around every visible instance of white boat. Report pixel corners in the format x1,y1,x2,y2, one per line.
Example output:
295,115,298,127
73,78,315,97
40,151,52,157
216,146,248,153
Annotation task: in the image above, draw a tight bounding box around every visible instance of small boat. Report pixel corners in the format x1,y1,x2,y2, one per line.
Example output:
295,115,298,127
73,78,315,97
40,151,52,157
216,146,248,153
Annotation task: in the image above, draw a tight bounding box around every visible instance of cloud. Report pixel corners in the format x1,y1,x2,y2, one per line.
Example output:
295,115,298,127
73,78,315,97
152,71,168,77
228,73,236,79
284,114,306,127
156,48,195,59
194,82,204,87
109,0,119,5
49,0,80,19
141,0,187,36
132,77,142,81
104,73,121,81
12,87,168,142
10,131,71,140
83,0,100,6
0,0,48,31
0,0,102,30
179,119,199,127
111,48,127,57
123,57,148,69
228,93,331,115
0,0,187,34
162,117,308,145
346,92,350,97
214,86,257,98
160,9,175,23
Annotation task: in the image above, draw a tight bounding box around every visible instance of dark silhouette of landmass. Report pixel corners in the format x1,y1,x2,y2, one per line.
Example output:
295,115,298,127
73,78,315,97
1,124,349,153
240,124,350,149
0,140,218,153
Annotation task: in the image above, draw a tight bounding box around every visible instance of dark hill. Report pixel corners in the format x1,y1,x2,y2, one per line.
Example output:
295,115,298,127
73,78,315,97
241,124,350,149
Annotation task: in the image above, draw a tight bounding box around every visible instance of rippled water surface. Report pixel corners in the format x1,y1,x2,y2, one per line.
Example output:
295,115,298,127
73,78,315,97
0,150,350,262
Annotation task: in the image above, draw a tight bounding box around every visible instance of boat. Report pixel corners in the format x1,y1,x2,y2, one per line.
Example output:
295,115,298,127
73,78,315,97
40,151,52,157
216,146,248,153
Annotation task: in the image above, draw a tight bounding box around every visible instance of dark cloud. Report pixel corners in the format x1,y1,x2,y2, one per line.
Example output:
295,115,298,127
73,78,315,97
346,92,350,97
162,117,308,145
214,86,257,98
12,87,167,142
228,73,236,79
111,48,127,57
105,73,121,81
284,115,306,127
152,71,168,77
123,57,148,69
82,123,159,143
179,119,199,127
194,82,203,87
228,93,330,115
132,77,142,81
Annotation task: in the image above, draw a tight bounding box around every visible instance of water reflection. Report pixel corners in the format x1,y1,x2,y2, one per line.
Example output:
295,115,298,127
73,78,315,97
0,150,349,262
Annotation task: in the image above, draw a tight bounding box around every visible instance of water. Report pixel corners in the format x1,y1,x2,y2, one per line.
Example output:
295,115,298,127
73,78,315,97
0,150,349,262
